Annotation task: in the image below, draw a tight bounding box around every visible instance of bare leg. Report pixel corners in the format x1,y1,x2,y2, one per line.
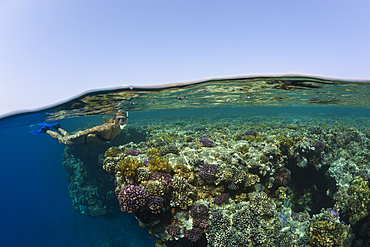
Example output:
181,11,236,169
58,128,69,137
46,130,62,140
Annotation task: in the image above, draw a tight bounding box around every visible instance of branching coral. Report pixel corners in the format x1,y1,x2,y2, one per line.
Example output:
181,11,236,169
119,157,144,177
147,147,161,157
118,185,148,213
190,204,209,231
104,147,118,157
147,195,163,214
136,166,151,183
148,156,173,174
166,224,181,237
170,175,198,209
199,163,217,184
213,193,229,205
185,227,203,242
273,167,291,186
150,172,172,194
346,176,370,225
141,180,165,196
207,192,285,246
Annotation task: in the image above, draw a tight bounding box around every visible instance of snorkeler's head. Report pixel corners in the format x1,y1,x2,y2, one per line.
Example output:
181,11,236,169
114,112,128,129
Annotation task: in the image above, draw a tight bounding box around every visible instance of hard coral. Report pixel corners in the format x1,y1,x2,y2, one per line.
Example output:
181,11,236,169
148,156,172,174
171,175,198,209
199,163,217,184
147,147,161,157
147,195,163,213
104,147,118,157
119,158,144,177
118,185,148,213
185,227,203,242
309,220,335,246
314,140,325,153
213,193,229,205
190,204,209,231
126,149,139,156
200,138,212,147
142,180,165,196
136,166,151,183
166,224,181,237
274,167,291,186
150,172,172,194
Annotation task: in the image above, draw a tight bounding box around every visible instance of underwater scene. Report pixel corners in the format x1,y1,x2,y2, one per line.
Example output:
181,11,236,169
2,75,370,247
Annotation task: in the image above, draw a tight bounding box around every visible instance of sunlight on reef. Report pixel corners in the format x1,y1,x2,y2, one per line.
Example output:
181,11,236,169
60,109,370,246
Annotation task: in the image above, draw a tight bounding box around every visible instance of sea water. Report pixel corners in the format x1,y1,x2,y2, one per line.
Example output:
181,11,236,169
1,75,370,247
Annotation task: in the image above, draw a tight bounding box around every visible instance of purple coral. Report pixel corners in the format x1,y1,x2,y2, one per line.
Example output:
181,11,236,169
242,130,257,139
118,185,148,213
200,138,212,147
126,150,139,156
273,167,291,186
143,157,152,166
147,195,163,212
185,227,203,242
213,193,229,205
150,172,172,193
326,208,340,219
314,140,325,153
199,163,217,184
190,204,209,230
166,224,181,237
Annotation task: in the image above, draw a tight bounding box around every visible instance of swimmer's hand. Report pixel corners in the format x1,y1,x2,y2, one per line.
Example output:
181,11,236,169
30,123,61,134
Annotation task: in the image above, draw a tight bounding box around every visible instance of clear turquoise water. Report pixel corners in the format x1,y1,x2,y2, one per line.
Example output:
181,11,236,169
1,75,370,246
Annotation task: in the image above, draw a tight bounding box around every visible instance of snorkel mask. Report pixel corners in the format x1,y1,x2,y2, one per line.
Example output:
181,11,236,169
115,112,128,129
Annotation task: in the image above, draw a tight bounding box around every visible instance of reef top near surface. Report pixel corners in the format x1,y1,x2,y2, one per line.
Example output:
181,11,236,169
7,74,369,123
62,111,370,246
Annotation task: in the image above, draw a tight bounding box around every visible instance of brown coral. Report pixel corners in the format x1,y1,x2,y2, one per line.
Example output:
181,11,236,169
148,156,173,174
171,175,198,210
119,158,144,177
309,220,335,247
141,180,165,196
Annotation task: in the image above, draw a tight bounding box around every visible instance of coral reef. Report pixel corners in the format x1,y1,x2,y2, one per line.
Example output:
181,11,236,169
148,156,173,174
147,147,161,157
170,175,198,210
126,149,139,156
119,157,144,177
118,185,148,213
199,138,212,147
166,224,181,237
274,167,291,186
213,193,229,205
91,112,370,245
198,163,217,184
105,147,118,157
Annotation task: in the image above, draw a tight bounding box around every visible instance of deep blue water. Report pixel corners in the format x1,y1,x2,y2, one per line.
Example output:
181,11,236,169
0,121,156,247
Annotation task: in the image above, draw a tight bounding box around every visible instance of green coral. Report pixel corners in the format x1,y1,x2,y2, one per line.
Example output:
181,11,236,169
276,136,295,155
237,144,249,154
147,147,161,157
170,175,198,209
119,158,144,177
104,147,118,158
243,135,263,142
148,156,172,174
347,176,370,225
309,220,335,246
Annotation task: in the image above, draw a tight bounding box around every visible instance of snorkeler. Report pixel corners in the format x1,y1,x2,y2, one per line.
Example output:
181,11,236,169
31,112,128,145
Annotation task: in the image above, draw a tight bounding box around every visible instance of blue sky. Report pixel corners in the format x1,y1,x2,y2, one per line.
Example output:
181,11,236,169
1,0,370,116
